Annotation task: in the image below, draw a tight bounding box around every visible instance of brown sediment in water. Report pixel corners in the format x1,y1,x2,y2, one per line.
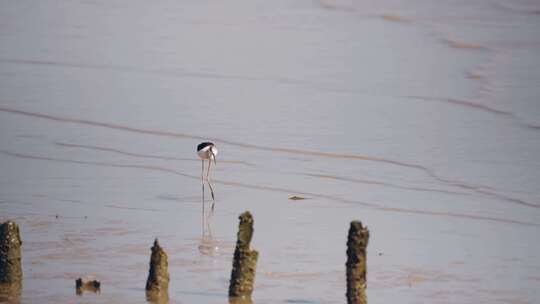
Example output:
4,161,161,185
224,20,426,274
54,141,254,166
156,194,203,203
445,98,511,115
381,14,412,23
372,266,479,289
113,243,152,256
17,106,536,199
404,96,540,154
306,171,540,209
0,105,196,140
405,95,513,116
400,267,476,284
1,149,539,227
229,212,258,300
0,106,442,173
4,105,526,201
444,39,486,50
0,57,354,95
0,149,378,208
526,124,540,130
55,141,194,161
376,206,537,226
304,173,474,197
27,219,56,230
318,0,351,11
432,174,540,209
467,71,484,80
261,271,323,279
4,150,540,226
103,204,160,212
491,2,540,15
93,226,141,237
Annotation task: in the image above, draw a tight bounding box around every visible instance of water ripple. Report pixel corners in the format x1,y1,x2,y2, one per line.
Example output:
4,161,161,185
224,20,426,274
1,149,537,227
1,105,536,209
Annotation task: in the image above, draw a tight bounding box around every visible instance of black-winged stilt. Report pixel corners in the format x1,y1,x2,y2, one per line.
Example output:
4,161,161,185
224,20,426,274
197,142,219,254
197,142,218,181
197,142,217,205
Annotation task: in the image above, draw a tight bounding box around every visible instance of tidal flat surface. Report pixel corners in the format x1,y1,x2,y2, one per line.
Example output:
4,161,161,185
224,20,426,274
1,0,540,303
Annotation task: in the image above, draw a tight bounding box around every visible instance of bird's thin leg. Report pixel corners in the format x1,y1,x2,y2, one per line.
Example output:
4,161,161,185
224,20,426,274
201,160,205,237
206,157,212,182
204,195,213,231
201,160,205,210
201,192,205,237
207,209,213,238
207,180,215,212
201,159,205,183
205,158,215,205
208,177,215,200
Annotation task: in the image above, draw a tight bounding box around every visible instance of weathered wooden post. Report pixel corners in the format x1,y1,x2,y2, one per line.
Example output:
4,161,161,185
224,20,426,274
346,220,369,304
145,238,169,302
0,221,22,300
228,211,258,300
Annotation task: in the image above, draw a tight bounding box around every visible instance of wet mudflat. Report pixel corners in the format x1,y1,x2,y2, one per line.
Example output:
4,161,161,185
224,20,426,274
1,0,540,303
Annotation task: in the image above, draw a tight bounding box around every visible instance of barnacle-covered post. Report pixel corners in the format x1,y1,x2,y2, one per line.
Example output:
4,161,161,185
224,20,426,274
346,220,369,304
0,221,22,300
228,211,258,300
145,238,169,302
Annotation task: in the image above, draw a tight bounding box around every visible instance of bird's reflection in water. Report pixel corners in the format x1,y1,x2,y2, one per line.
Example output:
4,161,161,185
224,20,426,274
199,180,219,256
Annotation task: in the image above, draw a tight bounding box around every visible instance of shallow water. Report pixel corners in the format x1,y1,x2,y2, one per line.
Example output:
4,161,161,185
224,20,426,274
1,0,540,303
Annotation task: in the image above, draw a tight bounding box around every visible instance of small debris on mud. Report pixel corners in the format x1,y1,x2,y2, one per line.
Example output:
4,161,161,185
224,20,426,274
75,277,100,295
288,195,306,200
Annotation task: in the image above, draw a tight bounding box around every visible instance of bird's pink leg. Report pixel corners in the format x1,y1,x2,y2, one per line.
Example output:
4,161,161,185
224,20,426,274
206,157,215,208
201,159,205,236
206,158,212,181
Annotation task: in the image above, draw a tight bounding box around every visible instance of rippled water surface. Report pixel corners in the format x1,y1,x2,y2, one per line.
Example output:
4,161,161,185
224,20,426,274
1,0,540,303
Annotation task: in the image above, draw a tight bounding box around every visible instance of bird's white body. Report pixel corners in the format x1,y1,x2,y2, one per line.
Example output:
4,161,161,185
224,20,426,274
197,145,218,160
197,142,218,186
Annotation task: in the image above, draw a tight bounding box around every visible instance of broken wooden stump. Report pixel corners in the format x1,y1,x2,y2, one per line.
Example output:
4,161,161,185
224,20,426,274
346,220,369,304
75,277,101,295
0,220,22,300
228,211,258,300
145,238,169,302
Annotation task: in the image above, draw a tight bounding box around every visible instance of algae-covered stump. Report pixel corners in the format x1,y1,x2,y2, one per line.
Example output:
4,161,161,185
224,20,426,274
229,211,259,299
0,221,22,290
346,220,370,304
145,238,169,302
